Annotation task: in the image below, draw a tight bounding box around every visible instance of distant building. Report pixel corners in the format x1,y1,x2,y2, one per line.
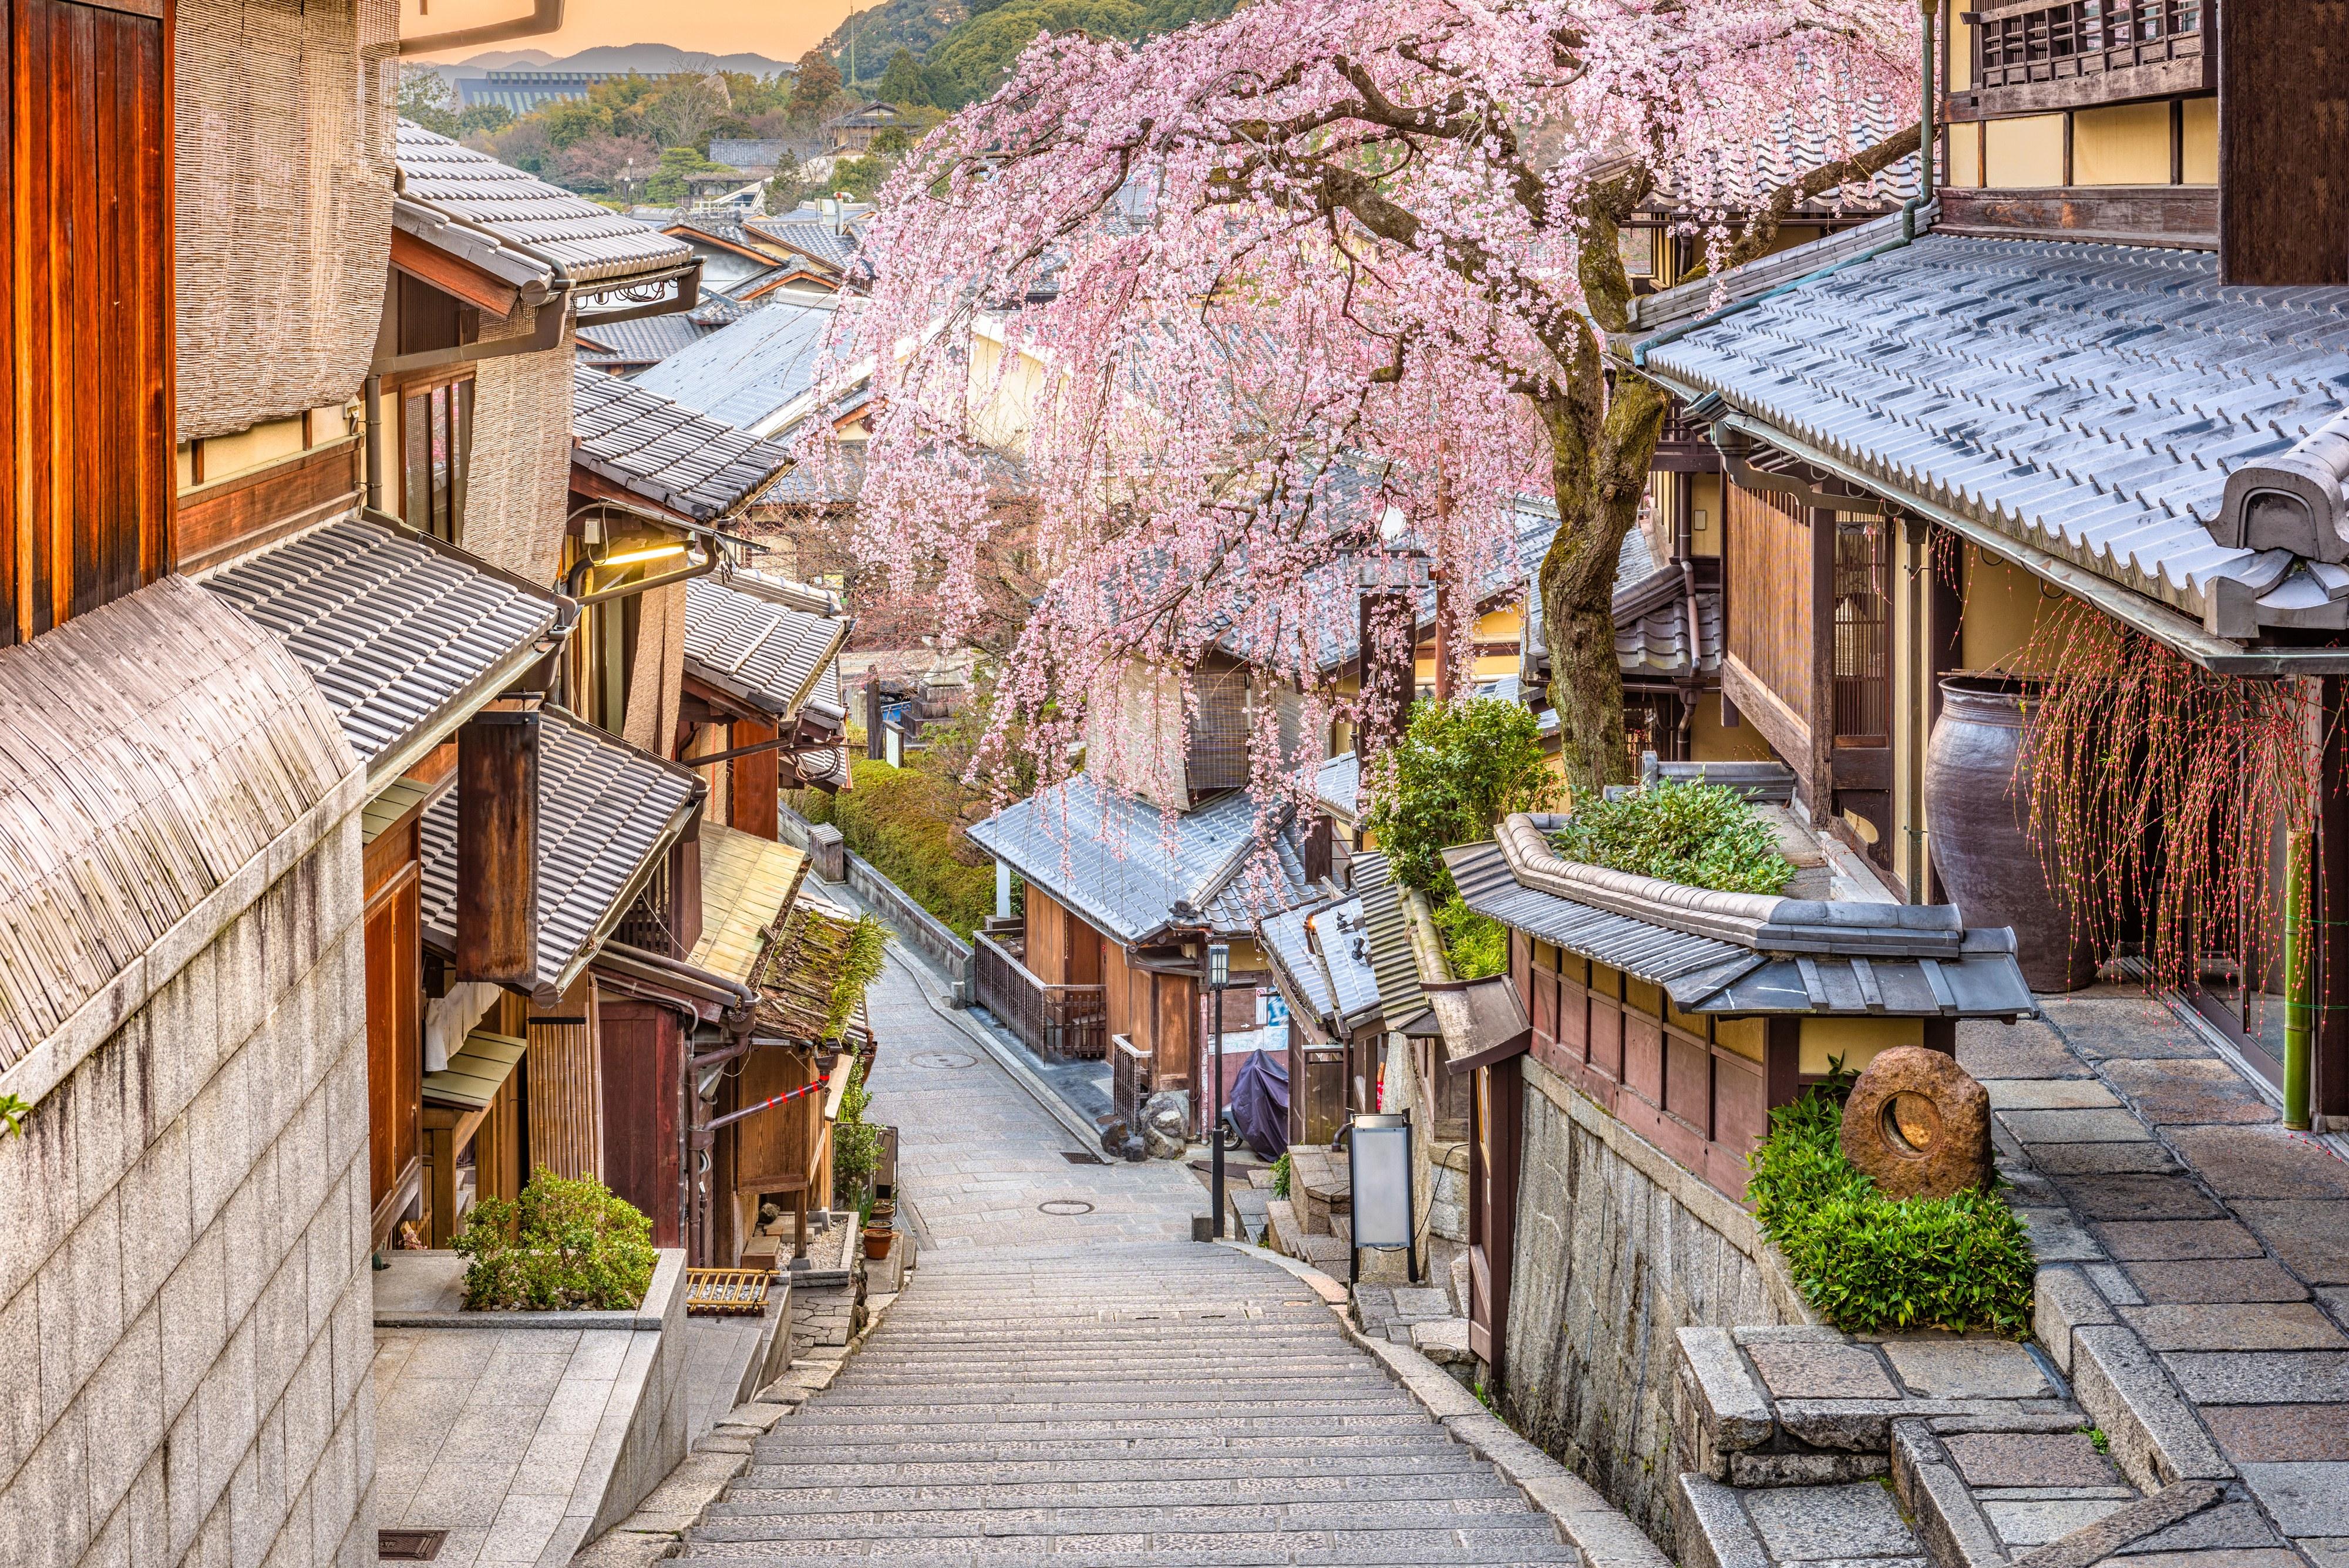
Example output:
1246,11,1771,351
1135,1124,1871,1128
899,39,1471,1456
710,137,793,176
822,100,904,155
458,68,680,115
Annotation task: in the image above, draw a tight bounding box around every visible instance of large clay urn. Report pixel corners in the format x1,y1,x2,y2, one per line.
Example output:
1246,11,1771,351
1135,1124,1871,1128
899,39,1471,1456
1924,676,2098,993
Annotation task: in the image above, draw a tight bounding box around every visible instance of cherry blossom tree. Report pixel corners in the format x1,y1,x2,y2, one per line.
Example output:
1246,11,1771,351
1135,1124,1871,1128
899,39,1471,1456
839,0,1924,808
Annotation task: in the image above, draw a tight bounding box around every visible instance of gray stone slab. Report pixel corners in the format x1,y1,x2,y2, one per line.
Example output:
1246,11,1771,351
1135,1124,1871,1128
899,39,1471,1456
1745,1482,1920,1560
2168,1126,2349,1201
1983,1497,2133,1549
2019,1209,2105,1263
1990,1079,2123,1111
2031,1142,2185,1176
2238,1462,2349,1536
2069,1325,2233,1488
2123,1496,2296,1554
1746,1340,1898,1401
2007,1479,2229,1568
1679,1328,1774,1451
2163,1351,2349,1404
1957,1018,2095,1081
1881,1338,2051,1400
2092,1220,2266,1262
1943,1432,2123,1489
2054,1177,2222,1222
2088,1263,2148,1307
2002,1109,2160,1145
2122,1259,2310,1304
2096,1057,2279,1128
2202,1402,2349,1463
2121,1303,2347,1352
2237,1199,2349,1286
2035,1266,2117,1375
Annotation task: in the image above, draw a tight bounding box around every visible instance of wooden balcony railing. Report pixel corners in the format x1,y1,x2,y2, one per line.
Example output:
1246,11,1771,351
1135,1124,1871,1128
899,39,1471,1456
972,932,1108,1061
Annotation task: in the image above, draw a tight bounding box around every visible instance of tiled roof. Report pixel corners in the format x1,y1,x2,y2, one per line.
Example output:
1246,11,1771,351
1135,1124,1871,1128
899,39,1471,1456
1648,101,1925,220
689,822,810,985
202,518,563,778
668,213,795,260
1257,906,1335,1019
1639,233,2349,637
791,664,852,792
571,366,796,522
1612,567,1724,679
574,313,709,370
710,139,790,170
1350,852,1431,1035
418,706,701,998
757,446,866,507
746,214,860,272
1315,752,1359,823
394,120,693,286
682,572,852,719
967,775,1318,945
634,295,837,433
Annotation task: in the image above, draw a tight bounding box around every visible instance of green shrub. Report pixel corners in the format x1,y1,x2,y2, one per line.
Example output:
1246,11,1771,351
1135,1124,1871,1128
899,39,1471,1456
1747,1087,2035,1337
830,1058,881,1207
788,758,998,937
1432,893,1508,979
826,915,891,1037
452,1169,657,1311
1547,779,1794,894
1365,697,1559,899
1268,1151,1291,1199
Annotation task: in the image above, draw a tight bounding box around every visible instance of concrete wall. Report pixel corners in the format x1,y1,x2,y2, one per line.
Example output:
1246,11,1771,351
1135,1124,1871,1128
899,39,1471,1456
1500,1054,1812,1550
0,821,375,1568
775,805,974,988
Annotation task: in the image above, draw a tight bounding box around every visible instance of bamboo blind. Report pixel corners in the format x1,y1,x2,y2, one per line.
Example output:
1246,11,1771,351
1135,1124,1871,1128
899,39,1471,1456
1725,482,1812,724
526,1011,602,1180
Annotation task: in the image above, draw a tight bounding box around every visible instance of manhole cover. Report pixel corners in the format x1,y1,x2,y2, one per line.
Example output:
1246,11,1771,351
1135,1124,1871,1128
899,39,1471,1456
1039,1199,1095,1215
1061,1150,1107,1165
908,1051,975,1069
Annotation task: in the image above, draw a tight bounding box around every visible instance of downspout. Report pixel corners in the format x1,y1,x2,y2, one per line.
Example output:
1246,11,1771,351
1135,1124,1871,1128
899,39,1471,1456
363,374,387,516
1920,0,1939,204
1677,485,1701,751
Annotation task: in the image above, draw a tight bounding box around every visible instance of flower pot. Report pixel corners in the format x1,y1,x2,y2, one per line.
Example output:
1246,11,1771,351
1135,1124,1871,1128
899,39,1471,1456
1924,676,2098,992
862,1225,896,1260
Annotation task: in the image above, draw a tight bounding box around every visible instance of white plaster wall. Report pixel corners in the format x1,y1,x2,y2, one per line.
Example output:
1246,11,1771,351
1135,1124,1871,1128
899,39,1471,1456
0,817,376,1568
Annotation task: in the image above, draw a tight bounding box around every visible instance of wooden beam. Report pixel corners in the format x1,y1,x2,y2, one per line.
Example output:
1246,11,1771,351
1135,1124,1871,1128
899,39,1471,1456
1722,655,1812,790
456,697,541,984
2222,1,2349,285
391,227,523,318
174,438,361,573
730,718,780,839
1939,187,2218,251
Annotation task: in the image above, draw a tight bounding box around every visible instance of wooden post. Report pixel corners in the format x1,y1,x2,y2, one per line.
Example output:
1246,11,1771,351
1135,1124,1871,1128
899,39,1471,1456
423,1112,459,1247
731,717,780,839
2222,0,2349,287
1808,505,1838,824
456,696,541,984
1765,1017,1803,1109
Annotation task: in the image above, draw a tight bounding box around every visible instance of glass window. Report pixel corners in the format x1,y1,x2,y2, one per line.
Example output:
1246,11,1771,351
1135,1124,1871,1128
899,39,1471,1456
401,376,473,544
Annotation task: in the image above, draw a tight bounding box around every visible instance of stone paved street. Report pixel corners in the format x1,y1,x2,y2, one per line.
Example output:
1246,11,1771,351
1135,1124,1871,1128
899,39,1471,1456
661,900,1577,1565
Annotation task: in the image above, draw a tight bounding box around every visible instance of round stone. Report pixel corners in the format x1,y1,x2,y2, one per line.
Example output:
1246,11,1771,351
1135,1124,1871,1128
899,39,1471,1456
1840,1047,1993,1199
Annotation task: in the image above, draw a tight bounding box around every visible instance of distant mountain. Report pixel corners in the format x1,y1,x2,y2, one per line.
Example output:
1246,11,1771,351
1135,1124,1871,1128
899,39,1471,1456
429,43,795,89
821,0,973,84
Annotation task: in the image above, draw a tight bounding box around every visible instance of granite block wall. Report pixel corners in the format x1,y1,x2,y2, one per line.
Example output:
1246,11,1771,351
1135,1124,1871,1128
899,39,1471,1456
0,820,375,1568
1501,1055,1809,1549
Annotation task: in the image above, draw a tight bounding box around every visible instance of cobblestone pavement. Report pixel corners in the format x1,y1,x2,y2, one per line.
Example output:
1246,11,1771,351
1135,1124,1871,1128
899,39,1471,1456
854,913,1206,1251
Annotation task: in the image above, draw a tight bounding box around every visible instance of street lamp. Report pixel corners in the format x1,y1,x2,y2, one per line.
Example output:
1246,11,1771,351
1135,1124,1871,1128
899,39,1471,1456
1206,940,1230,1240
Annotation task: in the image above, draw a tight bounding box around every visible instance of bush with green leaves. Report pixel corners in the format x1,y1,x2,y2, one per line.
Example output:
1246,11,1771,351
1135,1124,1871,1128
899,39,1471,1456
827,915,891,1038
1365,696,1558,899
1747,1086,2035,1337
453,1169,657,1311
789,758,998,937
1432,893,1507,979
830,1057,882,1208
1547,778,1793,894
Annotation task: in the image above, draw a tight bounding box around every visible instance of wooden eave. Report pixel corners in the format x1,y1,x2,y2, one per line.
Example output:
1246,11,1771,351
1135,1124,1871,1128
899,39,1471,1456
391,227,524,318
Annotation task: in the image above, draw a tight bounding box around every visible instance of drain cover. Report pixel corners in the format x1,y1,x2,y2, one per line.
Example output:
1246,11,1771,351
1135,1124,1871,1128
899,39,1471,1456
1060,1150,1107,1165
379,1530,447,1562
908,1051,975,1069
1039,1199,1095,1215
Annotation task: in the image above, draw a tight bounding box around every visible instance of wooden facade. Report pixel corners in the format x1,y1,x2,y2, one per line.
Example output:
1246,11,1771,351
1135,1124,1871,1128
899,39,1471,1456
1,0,176,649
598,996,685,1249
364,813,423,1232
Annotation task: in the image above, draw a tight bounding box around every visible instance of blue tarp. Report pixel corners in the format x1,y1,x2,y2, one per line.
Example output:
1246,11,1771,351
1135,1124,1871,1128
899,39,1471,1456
1229,1048,1290,1160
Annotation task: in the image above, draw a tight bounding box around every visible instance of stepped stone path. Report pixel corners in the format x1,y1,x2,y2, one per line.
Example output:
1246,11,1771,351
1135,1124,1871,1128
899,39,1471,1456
674,1243,1578,1567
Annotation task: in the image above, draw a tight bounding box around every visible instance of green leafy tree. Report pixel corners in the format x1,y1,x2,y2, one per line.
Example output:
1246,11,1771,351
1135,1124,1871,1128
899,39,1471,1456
642,144,729,206
397,65,459,136
456,102,512,137
765,150,810,214
877,48,933,107
1366,697,1557,900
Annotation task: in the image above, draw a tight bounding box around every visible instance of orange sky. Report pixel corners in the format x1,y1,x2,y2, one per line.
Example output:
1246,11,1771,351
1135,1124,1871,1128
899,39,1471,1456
401,0,861,65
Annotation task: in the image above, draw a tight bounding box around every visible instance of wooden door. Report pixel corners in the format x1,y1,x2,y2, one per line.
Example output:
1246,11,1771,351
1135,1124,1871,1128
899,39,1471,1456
1466,1058,1523,1372
363,859,422,1216
2,0,175,648
598,997,681,1247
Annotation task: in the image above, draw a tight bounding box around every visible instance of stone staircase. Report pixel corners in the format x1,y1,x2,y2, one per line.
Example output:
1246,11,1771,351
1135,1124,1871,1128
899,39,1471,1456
1264,1148,1478,1379
669,1241,1584,1566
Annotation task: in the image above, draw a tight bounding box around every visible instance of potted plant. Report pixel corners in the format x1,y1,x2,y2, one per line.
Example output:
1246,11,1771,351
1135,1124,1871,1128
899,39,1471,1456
859,1192,895,1259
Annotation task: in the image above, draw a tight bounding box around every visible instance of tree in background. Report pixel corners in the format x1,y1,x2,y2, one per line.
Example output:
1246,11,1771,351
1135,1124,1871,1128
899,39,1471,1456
842,0,1923,814
456,103,512,138
790,49,846,127
643,73,732,153
878,48,933,108
557,133,659,197
642,144,731,206
397,64,459,136
830,125,916,202
765,150,811,215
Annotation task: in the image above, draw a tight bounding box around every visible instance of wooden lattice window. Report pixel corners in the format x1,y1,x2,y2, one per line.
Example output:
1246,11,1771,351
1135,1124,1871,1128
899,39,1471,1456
1830,517,1890,748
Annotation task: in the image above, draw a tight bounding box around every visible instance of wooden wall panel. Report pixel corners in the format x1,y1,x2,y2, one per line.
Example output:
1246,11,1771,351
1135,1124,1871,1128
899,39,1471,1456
363,863,421,1212
598,997,681,1247
3,0,173,648
526,1000,600,1182
729,717,780,840
2222,1,2349,286
1725,482,1812,727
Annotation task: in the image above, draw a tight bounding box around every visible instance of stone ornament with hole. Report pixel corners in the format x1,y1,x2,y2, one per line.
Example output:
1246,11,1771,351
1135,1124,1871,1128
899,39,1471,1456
1839,1046,1993,1199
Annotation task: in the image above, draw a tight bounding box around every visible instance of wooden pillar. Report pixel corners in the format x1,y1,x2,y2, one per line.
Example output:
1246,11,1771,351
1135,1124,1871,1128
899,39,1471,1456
1765,1016,1802,1109
1357,588,1417,763
1921,1017,1956,1056
2221,1,2349,287
732,717,780,839
423,1112,459,1247
1807,506,1838,823
2318,678,2349,1125
667,807,705,960
457,696,541,984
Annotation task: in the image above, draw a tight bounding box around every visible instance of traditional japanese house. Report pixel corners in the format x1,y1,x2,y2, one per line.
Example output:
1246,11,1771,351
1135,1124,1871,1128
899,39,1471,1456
1626,0,2349,1109
1257,895,1385,1146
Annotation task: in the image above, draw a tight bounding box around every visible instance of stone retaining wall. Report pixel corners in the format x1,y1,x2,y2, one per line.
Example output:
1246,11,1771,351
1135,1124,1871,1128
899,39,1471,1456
1502,1055,1812,1549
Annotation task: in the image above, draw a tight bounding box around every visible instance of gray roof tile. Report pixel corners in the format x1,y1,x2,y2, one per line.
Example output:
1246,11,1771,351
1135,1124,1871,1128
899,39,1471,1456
1350,852,1431,1033
395,120,693,287
418,706,700,993
967,775,1318,945
201,519,561,770
574,313,709,369
1257,896,1381,1031
683,572,851,718
571,367,795,521
634,295,837,432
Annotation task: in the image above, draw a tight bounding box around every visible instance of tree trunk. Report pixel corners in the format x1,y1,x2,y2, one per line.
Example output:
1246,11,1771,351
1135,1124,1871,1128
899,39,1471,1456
1539,376,1668,805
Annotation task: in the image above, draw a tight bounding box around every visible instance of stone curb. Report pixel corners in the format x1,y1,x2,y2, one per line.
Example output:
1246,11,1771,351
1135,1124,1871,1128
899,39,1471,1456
1890,1418,2008,1568
570,1245,916,1563
1216,1240,1671,1568
2011,1478,2226,1568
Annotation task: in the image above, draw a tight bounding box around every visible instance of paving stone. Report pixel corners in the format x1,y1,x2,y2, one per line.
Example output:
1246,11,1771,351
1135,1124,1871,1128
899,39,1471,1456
1881,1338,2050,1400
1983,1497,2133,1549
2095,1058,2280,1127
2001,1109,2159,1145
2201,1402,2349,1462
2236,1199,2349,1286
2237,1462,2349,1536
2086,1263,2147,1306
2069,1325,2234,1487
1988,1080,2123,1111
1941,1432,2122,1489
2166,1126,2349,1201
1958,1019,2095,1082
2091,1220,2265,1261
2030,1142,2185,1176
1680,1328,1775,1451
2119,1259,2310,1304
1388,1287,1451,1322
2018,1208,2105,1263
2122,1498,2291,1556
2305,1538,2349,1568
2054,1177,2223,1222
2041,1002,2212,1061
2111,1553,2300,1568
2036,1266,2116,1375
1745,1340,1898,1400
2163,1351,2349,1404
1744,1482,1920,1561
2121,1303,2348,1352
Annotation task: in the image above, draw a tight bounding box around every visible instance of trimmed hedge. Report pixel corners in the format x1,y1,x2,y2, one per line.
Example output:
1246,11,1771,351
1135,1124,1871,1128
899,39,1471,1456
452,1169,657,1311
1748,1086,2035,1337
790,758,997,938
1549,778,1794,895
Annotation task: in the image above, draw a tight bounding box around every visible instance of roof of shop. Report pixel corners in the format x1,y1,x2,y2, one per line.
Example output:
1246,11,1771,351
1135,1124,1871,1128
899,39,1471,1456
690,823,812,985
634,295,838,432
1350,851,1433,1036
393,120,693,287
571,367,796,522
682,572,851,719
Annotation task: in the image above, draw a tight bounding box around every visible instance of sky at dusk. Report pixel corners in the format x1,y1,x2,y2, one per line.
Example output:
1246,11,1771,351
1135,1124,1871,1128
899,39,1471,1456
401,0,861,65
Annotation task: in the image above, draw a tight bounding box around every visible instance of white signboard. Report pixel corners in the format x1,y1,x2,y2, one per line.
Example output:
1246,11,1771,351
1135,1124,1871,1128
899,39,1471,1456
1350,1121,1414,1250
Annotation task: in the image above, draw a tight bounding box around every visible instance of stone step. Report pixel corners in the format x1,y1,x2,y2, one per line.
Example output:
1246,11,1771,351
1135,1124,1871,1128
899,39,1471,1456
724,1453,1491,1489
674,1543,1579,1567
815,1375,1404,1401
743,1434,1472,1466
683,1518,1570,1552
707,1473,1525,1512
